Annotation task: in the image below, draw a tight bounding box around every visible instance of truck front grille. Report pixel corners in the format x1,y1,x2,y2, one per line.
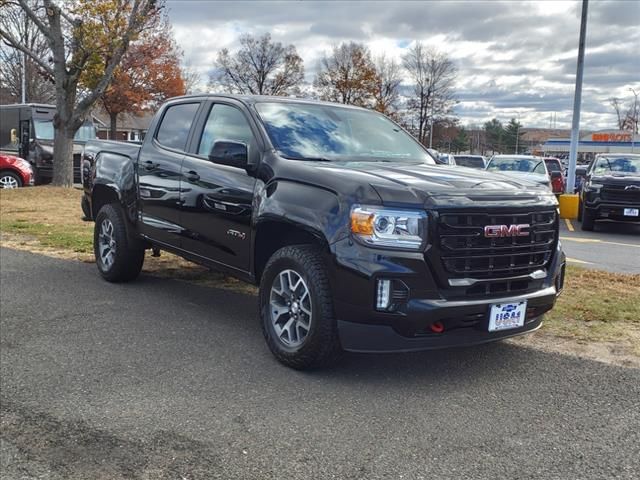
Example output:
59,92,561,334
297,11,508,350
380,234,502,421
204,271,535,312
437,209,557,282
600,185,640,204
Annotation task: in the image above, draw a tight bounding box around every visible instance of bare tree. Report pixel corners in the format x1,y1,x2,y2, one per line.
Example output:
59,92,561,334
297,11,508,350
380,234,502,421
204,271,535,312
211,33,304,96
610,89,639,133
0,2,55,104
314,42,377,107
182,62,202,95
0,0,159,186
372,54,401,116
402,43,457,146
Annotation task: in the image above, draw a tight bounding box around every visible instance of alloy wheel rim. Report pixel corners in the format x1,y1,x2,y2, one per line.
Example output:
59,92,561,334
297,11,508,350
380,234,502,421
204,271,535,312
98,219,116,269
0,175,19,189
269,269,312,347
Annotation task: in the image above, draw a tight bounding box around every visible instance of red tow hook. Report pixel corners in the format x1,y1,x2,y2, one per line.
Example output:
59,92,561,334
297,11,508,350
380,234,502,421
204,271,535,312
430,321,445,333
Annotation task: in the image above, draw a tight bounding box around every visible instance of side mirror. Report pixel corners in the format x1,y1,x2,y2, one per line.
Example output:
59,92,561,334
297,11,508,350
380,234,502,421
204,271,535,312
550,171,562,180
209,140,248,169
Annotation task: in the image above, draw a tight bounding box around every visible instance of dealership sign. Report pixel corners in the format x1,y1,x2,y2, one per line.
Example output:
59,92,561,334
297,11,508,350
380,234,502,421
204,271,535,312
591,132,633,142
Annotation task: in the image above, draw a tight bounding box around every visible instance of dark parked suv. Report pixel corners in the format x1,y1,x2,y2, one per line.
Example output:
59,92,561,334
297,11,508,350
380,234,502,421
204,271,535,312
579,154,640,230
82,95,565,369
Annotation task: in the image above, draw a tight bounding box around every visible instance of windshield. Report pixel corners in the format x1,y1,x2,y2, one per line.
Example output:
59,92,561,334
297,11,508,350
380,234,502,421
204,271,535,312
255,102,433,163
544,160,562,172
33,119,54,140
74,123,97,142
593,156,640,175
454,156,484,168
487,157,546,174
33,120,96,142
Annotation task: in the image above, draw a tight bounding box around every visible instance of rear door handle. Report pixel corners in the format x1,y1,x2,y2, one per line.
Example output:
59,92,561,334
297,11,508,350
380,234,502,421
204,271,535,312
142,160,159,171
184,170,200,182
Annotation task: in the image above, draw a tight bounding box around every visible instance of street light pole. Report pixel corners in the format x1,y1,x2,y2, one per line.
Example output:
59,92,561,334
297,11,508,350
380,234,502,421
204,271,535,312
566,0,588,195
515,112,521,154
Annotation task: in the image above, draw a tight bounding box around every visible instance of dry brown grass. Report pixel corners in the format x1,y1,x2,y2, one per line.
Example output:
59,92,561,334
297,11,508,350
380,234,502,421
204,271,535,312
0,187,257,295
1,186,638,365
541,266,640,358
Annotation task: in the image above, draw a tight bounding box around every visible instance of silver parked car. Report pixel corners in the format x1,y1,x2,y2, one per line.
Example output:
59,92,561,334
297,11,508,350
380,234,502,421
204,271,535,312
486,155,551,189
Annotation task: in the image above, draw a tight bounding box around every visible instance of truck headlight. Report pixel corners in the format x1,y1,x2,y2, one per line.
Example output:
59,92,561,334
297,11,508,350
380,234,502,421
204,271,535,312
585,182,603,192
350,205,427,250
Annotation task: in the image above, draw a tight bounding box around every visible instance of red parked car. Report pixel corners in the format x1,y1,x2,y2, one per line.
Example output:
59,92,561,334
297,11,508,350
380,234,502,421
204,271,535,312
544,157,566,194
0,154,34,188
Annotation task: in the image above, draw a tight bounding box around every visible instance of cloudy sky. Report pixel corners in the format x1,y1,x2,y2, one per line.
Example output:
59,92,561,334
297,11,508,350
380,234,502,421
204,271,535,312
166,0,639,130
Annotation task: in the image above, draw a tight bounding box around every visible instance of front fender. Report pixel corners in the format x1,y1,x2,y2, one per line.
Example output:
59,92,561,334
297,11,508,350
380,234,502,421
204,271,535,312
254,180,348,245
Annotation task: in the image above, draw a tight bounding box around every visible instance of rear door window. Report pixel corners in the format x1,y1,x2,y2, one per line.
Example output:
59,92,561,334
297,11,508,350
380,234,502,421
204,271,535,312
156,103,200,151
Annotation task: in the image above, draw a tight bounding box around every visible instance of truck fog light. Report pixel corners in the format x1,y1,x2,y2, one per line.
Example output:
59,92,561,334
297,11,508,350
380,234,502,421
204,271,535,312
376,279,391,310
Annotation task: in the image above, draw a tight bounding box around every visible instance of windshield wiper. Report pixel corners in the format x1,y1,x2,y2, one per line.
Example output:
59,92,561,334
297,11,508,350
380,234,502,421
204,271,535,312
280,154,332,162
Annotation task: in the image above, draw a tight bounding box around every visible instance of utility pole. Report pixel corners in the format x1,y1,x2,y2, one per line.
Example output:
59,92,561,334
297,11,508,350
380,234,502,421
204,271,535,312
429,104,434,149
21,12,27,103
565,0,588,195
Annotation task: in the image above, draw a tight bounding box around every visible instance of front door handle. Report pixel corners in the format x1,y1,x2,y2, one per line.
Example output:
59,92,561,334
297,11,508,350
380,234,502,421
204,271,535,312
143,160,159,171
184,170,200,182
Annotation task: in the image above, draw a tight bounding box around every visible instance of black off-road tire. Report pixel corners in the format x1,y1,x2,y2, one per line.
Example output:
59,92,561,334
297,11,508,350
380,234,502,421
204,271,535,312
259,245,342,370
81,195,92,221
580,204,596,231
94,204,145,282
577,200,583,221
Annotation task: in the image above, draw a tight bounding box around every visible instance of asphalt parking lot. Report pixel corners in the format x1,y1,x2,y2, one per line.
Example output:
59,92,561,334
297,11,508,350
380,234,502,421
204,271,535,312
560,219,640,273
1,247,639,479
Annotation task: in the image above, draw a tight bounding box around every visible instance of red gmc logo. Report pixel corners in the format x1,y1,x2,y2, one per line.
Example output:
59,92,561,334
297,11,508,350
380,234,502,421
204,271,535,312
484,224,530,238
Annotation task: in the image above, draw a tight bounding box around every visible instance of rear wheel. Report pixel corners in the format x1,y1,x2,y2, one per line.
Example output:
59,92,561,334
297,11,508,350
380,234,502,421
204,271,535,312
259,245,342,369
0,171,22,189
81,195,91,221
94,204,145,282
581,203,596,231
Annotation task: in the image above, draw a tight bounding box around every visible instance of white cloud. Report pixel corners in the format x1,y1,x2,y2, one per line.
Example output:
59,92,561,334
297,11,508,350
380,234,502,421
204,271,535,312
167,0,640,129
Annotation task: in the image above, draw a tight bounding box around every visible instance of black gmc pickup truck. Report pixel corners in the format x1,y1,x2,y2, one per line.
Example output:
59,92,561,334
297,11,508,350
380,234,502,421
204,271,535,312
578,153,640,231
82,95,565,369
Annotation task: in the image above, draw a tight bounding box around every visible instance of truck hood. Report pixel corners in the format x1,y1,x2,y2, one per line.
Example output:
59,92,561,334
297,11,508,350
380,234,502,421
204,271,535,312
301,161,557,209
591,173,640,185
486,170,550,186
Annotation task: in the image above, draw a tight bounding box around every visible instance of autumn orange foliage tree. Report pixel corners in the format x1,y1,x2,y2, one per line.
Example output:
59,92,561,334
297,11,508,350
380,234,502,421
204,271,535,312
314,42,377,107
98,16,186,139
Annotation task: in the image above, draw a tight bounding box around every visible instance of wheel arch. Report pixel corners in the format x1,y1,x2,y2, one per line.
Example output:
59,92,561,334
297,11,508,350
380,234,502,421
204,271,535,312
0,168,23,185
253,219,330,284
91,184,121,218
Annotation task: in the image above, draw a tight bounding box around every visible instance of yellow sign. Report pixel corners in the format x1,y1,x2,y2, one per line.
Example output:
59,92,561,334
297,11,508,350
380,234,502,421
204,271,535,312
591,133,633,142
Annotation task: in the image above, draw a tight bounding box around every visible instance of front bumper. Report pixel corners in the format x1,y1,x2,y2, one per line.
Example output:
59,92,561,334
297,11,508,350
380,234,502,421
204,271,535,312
329,237,565,354
338,289,552,353
584,200,640,221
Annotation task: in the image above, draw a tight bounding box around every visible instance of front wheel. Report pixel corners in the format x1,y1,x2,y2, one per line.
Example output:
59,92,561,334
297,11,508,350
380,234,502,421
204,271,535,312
581,204,596,231
94,204,145,282
0,171,22,189
259,245,342,369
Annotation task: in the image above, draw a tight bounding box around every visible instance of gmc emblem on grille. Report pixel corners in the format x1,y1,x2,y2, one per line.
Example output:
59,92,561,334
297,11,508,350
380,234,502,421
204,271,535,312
484,224,530,238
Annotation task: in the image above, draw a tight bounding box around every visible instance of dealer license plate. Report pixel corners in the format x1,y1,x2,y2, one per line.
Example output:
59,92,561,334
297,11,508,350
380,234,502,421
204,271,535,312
488,301,527,332
623,208,639,217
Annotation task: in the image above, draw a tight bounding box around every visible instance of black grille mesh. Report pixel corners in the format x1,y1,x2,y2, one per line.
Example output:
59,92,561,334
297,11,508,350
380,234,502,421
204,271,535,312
438,210,557,279
600,185,640,204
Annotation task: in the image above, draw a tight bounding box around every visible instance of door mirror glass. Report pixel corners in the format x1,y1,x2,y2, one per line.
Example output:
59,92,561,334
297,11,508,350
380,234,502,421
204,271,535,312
209,141,248,169
550,171,562,179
